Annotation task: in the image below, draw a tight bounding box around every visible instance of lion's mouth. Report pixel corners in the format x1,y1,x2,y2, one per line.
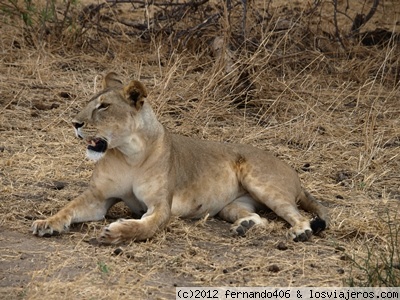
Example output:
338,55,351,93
87,138,108,153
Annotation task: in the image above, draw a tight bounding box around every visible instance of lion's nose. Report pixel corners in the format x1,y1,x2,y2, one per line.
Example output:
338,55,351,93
72,121,84,129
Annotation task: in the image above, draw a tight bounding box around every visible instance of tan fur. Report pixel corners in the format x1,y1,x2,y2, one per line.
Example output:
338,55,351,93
32,73,329,244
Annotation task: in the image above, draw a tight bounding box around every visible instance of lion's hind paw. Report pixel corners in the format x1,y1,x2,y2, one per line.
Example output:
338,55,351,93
292,229,312,242
231,214,267,237
234,219,256,236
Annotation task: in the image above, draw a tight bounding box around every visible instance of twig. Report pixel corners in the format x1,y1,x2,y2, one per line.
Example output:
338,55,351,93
305,0,322,15
332,0,346,50
106,0,209,7
241,0,247,40
350,0,380,35
174,12,221,42
59,0,72,35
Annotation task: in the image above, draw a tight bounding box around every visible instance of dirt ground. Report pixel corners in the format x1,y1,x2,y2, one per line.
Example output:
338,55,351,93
1,0,399,299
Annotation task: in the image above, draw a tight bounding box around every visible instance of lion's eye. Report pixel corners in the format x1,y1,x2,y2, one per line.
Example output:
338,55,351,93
97,103,110,111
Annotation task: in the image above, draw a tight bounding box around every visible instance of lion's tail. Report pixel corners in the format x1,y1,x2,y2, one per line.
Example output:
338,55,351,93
298,190,330,234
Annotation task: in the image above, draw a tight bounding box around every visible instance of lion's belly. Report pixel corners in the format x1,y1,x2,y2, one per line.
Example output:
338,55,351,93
170,171,243,219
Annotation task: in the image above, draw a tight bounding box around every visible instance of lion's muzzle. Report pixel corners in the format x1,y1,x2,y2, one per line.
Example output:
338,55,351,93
72,121,108,156
87,138,108,153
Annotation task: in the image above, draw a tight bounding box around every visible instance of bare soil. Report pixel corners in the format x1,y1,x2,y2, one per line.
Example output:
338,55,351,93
0,0,399,299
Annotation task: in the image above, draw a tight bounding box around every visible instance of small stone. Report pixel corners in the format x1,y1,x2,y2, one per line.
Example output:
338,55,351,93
340,254,351,261
276,241,288,250
32,102,49,110
335,246,346,252
113,248,123,255
125,251,135,259
59,92,72,99
87,238,100,246
51,181,67,190
38,181,67,190
268,264,280,273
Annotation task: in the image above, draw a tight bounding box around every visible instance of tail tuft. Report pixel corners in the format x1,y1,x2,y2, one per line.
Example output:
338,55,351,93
310,217,326,234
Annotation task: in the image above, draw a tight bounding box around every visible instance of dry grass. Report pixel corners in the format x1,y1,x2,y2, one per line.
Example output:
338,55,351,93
0,0,399,299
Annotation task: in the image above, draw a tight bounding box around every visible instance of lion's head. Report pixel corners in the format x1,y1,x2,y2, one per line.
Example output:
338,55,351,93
72,73,149,161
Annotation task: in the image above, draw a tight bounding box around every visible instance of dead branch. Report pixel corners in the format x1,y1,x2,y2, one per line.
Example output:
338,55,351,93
332,0,346,50
350,0,380,35
105,0,209,8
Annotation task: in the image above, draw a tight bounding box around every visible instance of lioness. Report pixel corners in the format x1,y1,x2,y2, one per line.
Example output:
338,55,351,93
32,73,329,244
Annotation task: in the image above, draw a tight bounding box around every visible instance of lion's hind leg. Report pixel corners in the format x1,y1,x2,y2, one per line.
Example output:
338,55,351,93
218,195,268,236
245,184,313,242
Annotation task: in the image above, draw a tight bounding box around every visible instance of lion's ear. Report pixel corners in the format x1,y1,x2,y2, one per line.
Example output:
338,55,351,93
123,80,148,110
102,72,123,89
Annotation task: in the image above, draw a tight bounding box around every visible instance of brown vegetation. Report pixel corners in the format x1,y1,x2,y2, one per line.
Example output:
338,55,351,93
0,0,399,298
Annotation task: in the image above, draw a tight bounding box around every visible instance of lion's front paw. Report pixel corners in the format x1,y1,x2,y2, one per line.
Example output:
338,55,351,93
98,219,126,245
32,218,69,237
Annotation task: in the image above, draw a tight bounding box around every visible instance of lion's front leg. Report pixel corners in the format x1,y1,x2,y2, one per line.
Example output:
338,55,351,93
98,203,171,244
32,189,117,237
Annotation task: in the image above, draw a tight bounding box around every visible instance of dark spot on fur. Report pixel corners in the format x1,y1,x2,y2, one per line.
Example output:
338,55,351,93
233,154,247,174
236,155,246,166
128,91,141,104
310,217,326,234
